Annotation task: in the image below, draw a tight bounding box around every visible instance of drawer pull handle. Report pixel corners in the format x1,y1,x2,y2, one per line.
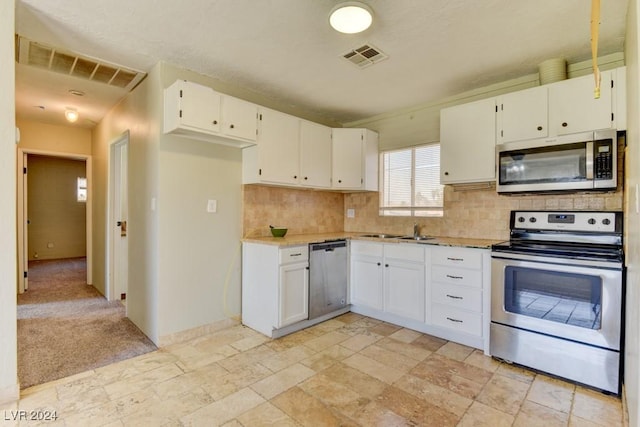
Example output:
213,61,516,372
290,253,302,257
447,257,464,262
446,274,463,279
446,294,463,299
446,317,463,323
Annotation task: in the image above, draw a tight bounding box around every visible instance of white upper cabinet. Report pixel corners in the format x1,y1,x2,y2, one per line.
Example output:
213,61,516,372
163,80,257,147
440,97,497,184
497,86,548,144
221,95,259,142
300,120,332,188
332,128,379,191
243,110,334,189
548,70,614,136
497,68,624,144
254,107,300,185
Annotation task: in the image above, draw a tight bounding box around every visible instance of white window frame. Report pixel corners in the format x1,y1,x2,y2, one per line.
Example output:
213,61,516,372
379,143,444,217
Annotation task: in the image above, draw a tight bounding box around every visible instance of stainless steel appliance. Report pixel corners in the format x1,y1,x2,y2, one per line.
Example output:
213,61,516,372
490,210,624,394
309,240,348,320
496,129,617,193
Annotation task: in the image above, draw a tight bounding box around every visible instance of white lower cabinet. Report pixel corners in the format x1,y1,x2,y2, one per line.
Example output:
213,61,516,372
350,241,425,322
350,241,490,352
278,257,309,327
241,243,309,337
427,246,490,351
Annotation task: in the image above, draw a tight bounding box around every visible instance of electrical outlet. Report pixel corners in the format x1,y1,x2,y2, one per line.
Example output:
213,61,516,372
207,199,217,213
347,208,355,218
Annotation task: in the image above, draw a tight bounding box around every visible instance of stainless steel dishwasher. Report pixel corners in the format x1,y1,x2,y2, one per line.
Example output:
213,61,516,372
309,240,348,320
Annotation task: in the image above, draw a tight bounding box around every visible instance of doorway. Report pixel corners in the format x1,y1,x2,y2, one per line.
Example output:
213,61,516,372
108,133,129,303
16,149,92,294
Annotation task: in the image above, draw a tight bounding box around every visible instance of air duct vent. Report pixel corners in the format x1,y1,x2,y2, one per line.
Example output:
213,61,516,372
16,35,146,91
342,44,388,69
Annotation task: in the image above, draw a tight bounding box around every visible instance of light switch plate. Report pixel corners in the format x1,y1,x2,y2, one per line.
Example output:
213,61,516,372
347,208,355,218
207,199,217,213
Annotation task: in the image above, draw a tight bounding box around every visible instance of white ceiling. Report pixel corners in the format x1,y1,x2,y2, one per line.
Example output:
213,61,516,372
14,0,629,129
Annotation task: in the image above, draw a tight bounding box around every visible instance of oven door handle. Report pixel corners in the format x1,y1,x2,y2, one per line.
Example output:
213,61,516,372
491,251,622,270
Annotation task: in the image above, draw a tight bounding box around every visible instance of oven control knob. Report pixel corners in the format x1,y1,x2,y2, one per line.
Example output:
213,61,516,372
518,216,525,223
603,218,611,225
588,218,596,225
529,217,536,223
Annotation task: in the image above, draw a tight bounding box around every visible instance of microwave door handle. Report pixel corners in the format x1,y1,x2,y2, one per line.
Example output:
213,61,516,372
586,141,594,180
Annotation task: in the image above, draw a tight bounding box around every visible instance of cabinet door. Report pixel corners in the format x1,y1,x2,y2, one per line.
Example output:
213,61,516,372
300,120,332,188
497,86,548,143
257,108,300,184
278,262,309,327
440,98,496,184
384,260,425,322
332,128,363,189
549,71,613,136
351,255,383,310
180,81,221,133
222,95,258,141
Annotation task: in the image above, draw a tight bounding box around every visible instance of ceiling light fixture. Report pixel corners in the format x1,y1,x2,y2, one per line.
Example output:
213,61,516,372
65,108,79,123
329,2,373,34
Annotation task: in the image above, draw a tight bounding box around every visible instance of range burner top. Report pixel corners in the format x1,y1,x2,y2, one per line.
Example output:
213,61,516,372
493,210,624,264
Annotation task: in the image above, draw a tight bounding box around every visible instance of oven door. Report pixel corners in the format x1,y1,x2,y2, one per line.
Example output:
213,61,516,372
491,254,622,350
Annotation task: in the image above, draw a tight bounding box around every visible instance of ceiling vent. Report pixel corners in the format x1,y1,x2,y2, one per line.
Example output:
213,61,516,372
15,35,146,92
342,44,388,69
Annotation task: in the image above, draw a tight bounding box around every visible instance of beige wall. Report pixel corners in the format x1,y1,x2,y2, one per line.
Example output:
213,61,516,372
16,119,92,156
27,155,86,260
347,54,625,151
156,63,246,340
242,185,344,237
93,65,160,341
0,0,18,404
625,1,640,425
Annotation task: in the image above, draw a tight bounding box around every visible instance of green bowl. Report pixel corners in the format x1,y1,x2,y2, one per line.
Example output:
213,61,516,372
270,226,288,237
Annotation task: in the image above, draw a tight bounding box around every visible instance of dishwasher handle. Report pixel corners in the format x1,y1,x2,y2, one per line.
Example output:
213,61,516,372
310,240,347,252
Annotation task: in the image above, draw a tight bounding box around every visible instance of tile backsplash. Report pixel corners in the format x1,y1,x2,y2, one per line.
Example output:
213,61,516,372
343,185,623,241
243,164,623,242
242,185,344,237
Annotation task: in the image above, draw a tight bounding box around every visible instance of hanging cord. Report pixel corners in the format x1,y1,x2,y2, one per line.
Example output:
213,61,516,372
591,0,601,99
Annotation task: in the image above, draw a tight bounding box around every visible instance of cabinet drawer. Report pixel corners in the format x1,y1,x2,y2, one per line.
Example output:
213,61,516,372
431,248,482,269
432,282,482,312
279,246,308,264
432,304,482,336
385,244,424,263
351,241,383,257
431,265,482,288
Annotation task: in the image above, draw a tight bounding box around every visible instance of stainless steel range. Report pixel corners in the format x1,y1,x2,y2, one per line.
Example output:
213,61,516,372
490,210,624,394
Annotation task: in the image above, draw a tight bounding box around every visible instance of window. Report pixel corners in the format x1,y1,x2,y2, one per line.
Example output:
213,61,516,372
380,144,443,217
77,177,87,202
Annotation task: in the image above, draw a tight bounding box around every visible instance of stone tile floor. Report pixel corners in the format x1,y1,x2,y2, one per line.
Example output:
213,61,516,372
1,313,626,426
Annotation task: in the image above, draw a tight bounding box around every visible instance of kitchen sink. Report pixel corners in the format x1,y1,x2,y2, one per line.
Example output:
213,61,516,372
398,235,435,241
359,233,403,239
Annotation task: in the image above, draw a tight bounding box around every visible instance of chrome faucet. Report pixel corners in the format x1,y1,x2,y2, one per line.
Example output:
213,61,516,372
413,222,419,238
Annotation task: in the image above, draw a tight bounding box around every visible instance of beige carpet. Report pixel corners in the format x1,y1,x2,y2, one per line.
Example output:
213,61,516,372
17,257,157,389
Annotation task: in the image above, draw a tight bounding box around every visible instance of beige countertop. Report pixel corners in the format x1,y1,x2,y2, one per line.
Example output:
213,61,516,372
242,232,502,249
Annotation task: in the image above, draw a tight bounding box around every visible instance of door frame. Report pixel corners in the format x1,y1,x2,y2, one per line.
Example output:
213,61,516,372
107,131,129,302
16,148,93,293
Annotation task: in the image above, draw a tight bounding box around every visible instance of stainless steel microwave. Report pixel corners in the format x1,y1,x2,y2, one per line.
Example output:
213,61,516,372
496,129,617,193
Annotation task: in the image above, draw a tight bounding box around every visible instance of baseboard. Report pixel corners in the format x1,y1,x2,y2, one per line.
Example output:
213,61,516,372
158,317,240,347
0,383,20,406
